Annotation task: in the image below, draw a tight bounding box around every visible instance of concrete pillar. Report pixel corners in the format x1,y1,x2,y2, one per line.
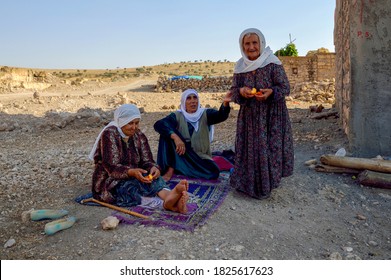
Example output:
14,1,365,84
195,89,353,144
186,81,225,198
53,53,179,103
335,0,391,157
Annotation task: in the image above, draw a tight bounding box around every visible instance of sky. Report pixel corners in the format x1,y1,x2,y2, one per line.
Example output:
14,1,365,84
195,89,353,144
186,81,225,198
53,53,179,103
0,0,336,69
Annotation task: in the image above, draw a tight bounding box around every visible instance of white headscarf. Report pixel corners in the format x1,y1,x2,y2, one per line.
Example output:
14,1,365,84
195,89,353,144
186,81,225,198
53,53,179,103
88,104,141,160
234,28,282,74
178,89,214,142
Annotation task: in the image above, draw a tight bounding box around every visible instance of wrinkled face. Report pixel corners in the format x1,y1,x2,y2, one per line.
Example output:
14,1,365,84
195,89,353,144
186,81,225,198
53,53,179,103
185,94,198,113
243,34,260,61
121,118,140,136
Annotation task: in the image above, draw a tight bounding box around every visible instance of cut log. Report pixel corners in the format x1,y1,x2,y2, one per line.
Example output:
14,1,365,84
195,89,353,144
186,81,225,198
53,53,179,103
320,154,391,174
315,163,360,174
358,170,391,189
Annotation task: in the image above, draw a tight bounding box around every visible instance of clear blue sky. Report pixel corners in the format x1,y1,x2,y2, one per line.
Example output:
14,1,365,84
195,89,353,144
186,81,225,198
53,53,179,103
0,0,336,69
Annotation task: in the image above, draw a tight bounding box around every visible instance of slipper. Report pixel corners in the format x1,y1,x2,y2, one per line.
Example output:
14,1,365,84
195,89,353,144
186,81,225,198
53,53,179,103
44,216,77,235
30,209,69,221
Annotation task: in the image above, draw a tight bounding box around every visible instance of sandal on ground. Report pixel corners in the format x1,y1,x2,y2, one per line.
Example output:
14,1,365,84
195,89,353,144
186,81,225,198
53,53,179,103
44,217,77,235
30,209,69,221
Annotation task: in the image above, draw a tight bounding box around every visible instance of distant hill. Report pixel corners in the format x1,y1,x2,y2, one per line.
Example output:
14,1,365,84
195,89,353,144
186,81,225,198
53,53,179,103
42,61,236,83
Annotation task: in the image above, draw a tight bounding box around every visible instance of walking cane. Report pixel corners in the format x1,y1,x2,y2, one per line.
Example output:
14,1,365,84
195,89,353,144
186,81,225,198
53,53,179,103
81,198,149,219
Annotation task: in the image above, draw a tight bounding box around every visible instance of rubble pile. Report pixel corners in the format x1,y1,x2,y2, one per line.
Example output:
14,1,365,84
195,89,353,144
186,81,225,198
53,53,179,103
290,79,335,104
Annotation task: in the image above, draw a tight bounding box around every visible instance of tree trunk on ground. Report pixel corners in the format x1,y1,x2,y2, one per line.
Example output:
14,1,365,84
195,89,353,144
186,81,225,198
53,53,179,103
320,155,391,174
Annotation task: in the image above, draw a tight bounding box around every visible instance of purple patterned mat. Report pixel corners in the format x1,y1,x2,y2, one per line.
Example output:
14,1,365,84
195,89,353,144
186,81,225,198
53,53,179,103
113,176,230,232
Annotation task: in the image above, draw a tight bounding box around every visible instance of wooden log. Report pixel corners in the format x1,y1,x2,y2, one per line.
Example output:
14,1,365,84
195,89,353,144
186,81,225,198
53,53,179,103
315,163,360,174
358,170,391,189
320,154,391,174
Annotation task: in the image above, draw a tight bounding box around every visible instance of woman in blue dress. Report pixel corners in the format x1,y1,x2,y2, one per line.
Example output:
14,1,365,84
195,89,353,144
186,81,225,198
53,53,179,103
154,89,231,181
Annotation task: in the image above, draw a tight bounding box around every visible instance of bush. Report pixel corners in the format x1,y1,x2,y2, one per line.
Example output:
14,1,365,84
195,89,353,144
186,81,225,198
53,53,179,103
274,43,298,57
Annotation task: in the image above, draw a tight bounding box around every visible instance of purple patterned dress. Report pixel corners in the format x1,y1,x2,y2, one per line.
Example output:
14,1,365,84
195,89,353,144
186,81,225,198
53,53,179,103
230,63,294,199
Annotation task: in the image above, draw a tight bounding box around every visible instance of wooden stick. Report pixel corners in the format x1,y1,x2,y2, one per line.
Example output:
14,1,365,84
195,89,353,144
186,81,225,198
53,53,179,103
315,163,360,174
81,198,149,219
320,154,391,174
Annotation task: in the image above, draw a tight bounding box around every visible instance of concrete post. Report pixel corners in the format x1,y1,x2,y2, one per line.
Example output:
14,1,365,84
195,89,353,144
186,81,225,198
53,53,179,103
335,0,391,157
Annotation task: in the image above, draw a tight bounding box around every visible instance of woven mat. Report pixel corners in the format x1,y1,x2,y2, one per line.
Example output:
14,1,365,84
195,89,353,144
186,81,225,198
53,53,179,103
113,175,230,232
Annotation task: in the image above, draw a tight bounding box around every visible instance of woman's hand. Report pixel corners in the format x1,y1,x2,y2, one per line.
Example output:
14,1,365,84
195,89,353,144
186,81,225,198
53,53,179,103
223,91,232,106
149,165,161,179
128,168,151,183
171,133,186,155
255,88,273,101
239,87,254,99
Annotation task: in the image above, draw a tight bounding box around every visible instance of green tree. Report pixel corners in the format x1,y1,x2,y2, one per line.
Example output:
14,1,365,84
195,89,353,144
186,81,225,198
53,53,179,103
274,43,299,57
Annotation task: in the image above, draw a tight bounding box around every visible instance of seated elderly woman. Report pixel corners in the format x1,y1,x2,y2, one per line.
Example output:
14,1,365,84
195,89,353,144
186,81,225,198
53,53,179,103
154,88,231,181
89,104,189,213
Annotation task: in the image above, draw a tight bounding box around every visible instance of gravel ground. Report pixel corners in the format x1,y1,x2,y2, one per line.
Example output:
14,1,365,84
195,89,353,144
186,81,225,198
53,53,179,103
1,79,390,260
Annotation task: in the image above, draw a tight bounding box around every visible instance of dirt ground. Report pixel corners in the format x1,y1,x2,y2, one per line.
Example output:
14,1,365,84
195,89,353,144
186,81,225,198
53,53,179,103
0,78,390,260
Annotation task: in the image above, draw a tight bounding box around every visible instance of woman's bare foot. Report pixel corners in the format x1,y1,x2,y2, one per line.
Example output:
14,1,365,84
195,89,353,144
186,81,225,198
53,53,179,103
177,191,189,214
162,167,174,182
163,180,188,213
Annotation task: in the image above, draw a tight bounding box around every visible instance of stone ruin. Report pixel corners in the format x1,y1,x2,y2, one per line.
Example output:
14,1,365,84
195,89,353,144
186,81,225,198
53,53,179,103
156,75,335,105
155,76,233,93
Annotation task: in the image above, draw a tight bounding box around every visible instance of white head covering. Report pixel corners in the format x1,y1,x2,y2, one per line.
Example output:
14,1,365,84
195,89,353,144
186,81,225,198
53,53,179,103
234,28,282,74
177,89,214,142
88,104,141,160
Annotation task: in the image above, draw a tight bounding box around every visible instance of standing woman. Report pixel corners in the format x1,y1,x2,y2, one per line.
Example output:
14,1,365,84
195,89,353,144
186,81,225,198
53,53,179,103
230,28,294,199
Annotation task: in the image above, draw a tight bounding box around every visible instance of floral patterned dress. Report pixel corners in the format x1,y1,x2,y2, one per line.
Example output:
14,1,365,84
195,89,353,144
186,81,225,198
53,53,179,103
230,63,294,199
91,126,165,205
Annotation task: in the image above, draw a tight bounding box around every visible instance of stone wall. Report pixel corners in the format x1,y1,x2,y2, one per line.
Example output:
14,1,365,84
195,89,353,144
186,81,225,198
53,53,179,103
156,76,233,93
279,53,336,84
334,0,391,157
156,53,336,93
334,0,351,136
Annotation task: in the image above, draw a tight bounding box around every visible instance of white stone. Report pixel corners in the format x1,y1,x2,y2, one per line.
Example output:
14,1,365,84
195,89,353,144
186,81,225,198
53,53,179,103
101,216,120,230
4,238,16,248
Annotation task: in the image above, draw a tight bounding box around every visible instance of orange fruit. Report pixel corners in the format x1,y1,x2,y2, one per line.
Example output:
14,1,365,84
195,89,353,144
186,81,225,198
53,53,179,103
251,88,257,94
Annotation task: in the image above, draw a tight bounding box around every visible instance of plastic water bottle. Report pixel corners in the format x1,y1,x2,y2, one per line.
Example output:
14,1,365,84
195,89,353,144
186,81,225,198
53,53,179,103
335,148,346,157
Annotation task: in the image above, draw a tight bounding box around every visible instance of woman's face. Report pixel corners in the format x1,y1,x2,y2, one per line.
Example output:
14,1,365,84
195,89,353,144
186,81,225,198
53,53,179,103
243,34,260,61
121,118,140,136
185,94,198,113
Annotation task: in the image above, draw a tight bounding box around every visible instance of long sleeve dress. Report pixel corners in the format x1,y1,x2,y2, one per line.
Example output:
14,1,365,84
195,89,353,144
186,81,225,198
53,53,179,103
91,126,165,206
230,63,294,199
154,103,230,180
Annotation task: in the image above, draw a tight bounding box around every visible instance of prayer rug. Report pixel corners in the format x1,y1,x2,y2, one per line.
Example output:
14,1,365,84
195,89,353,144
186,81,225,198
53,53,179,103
113,175,230,232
